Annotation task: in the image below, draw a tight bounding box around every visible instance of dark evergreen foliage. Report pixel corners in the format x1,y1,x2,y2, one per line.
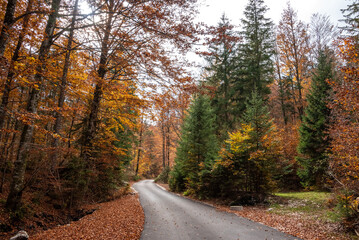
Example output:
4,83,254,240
297,51,333,188
234,0,274,112
204,14,239,140
210,91,278,199
341,0,359,36
242,90,273,149
169,94,218,195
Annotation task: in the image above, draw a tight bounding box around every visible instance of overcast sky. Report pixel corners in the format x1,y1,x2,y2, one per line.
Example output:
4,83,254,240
196,0,351,27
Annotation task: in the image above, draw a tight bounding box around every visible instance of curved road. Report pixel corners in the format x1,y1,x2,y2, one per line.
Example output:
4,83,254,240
133,180,301,240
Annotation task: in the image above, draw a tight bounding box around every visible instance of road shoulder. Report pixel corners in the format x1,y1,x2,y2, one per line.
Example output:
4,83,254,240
155,181,351,240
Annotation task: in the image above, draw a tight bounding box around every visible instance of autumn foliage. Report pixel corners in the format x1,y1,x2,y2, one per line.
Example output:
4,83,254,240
1,0,359,236
329,36,359,227
0,0,199,217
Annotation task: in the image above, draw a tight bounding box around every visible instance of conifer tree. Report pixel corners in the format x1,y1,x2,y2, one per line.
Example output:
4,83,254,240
236,0,274,112
204,15,239,139
211,90,279,196
341,0,359,36
169,94,218,194
297,51,333,188
242,90,273,149
241,90,277,193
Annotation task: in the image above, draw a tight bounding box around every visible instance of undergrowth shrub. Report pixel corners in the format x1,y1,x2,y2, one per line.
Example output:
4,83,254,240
335,191,359,233
155,166,170,184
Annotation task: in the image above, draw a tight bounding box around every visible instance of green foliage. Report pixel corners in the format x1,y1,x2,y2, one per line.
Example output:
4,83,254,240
341,0,359,36
155,166,170,184
169,164,186,192
61,155,88,205
132,175,141,182
204,15,240,140
90,162,123,200
169,94,219,196
297,51,333,188
235,0,274,112
210,91,279,198
334,191,359,231
60,153,124,204
113,125,135,167
273,159,301,191
242,90,273,146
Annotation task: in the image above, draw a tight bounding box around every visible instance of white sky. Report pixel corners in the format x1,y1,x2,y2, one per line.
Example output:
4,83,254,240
197,0,351,27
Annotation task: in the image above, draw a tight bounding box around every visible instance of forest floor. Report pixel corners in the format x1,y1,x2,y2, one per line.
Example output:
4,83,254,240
157,183,357,240
0,184,144,240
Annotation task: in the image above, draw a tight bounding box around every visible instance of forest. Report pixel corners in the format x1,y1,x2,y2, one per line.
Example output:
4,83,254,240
0,0,358,236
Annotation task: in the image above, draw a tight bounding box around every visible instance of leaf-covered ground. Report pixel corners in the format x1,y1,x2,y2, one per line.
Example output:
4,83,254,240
157,183,356,240
31,194,144,240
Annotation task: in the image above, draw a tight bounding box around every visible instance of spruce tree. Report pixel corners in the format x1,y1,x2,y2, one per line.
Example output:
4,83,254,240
169,94,218,194
242,90,273,149
341,0,359,36
204,14,239,140
211,91,278,196
235,0,274,113
297,51,333,188
242,90,276,193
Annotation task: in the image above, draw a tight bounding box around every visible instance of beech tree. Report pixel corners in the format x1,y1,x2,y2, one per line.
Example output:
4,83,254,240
276,3,311,118
329,0,359,199
0,0,17,56
310,13,338,59
81,0,198,163
0,0,199,211
6,0,62,211
329,1,359,229
0,0,34,137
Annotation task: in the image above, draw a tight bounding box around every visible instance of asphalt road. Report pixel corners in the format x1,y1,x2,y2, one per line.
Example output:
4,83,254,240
133,180,301,240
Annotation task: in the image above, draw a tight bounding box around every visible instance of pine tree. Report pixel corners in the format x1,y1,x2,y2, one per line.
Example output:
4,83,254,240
297,51,333,188
169,94,218,194
235,0,274,112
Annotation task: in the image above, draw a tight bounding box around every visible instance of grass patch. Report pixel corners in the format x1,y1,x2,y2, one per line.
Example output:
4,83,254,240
275,192,331,203
269,191,339,222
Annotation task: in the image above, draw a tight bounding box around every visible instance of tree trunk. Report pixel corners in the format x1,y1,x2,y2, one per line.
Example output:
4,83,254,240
81,0,113,170
135,124,143,176
6,0,61,211
0,0,17,56
0,0,32,139
51,0,78,170
161,123,166,169
275,55,288,125
166,125,170,167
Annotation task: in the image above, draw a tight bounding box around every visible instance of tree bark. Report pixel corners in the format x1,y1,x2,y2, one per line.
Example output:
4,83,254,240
135,124,143,176
161,123,166,169
6,0,62,211
81,0,113,168
0,0,33,140
166,125,170,167
51,0,79,170
0,0,17,56
274,52,287,125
